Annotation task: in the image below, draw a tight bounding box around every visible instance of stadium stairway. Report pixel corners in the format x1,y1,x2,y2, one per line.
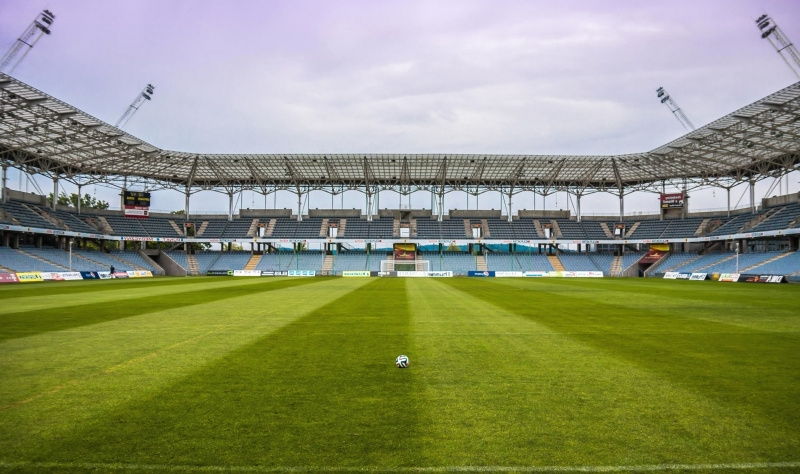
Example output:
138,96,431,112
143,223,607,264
169,220,184,236
548,255,565,271
610,256,622,276
321,255,334,274
696,254,737,272
245,254,262,270
187,254,199,275
475,254,488,271
533,219,545,238
600,222,614,238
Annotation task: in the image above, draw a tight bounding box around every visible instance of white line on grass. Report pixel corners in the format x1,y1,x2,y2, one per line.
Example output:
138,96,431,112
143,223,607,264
1,461,799,472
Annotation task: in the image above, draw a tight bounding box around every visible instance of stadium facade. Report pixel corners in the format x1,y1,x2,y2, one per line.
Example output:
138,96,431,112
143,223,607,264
1,73,799,278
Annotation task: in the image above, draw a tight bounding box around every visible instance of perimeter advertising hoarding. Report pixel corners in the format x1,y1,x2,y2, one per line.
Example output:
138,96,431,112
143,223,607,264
468,271,495,277
660,193,685,209
40,272,83,281
0,273,19,284
261,271,289,276
718,273,740,282
81,271,100,280
288,270,316,277
393,243,416,261
16,272,43,282
207,270,232,276
342,271,371,277
233,270,261,277
396,271,453,277
689,273,708,280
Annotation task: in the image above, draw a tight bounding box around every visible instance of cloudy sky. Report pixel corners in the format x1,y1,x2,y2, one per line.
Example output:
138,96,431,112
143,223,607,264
1,0,799,216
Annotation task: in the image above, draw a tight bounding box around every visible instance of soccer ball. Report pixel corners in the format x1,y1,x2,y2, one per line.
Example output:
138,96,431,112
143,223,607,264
395,355,409,368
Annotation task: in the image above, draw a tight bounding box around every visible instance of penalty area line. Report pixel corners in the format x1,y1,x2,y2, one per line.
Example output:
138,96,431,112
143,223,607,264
1,461,799,472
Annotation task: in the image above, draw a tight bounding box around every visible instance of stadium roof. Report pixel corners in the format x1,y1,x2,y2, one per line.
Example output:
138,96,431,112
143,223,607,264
1,72,799,197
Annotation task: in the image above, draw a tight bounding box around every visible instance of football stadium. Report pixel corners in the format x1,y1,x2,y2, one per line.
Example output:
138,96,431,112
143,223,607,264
1,3,800,473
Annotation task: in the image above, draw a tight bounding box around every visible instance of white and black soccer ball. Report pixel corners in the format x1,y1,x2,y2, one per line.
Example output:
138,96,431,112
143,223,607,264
395,355,409,368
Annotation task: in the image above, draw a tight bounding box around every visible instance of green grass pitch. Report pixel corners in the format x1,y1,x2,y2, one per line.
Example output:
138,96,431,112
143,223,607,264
0,276,799,473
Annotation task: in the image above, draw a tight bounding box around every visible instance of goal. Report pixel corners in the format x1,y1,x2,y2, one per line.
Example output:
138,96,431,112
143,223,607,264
380,259,430,273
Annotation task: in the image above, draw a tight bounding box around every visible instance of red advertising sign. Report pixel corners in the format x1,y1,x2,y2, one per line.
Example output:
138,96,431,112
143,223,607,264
124,205,150,219
660,193,685,208
0,273,19,284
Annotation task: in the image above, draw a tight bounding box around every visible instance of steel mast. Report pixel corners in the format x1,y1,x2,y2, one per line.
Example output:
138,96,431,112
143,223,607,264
115,83,155,129
0,9,56,75
756,14,800,79
656,87,695,132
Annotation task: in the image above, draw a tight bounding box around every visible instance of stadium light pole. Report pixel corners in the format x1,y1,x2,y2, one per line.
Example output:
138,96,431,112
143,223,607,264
0,9,55,75
756,14,800,79
656,87,695,132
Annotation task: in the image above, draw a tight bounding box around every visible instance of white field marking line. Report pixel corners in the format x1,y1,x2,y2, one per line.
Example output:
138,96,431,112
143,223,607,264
0,461,799,472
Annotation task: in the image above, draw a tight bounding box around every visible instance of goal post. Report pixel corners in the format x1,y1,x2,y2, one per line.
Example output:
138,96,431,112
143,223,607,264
380,259,429,273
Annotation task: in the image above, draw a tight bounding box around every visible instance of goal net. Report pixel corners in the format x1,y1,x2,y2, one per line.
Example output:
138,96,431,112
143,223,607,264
380,259,430,273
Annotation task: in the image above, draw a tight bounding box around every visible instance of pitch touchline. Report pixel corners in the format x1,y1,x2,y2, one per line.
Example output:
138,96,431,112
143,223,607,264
1,461,799,472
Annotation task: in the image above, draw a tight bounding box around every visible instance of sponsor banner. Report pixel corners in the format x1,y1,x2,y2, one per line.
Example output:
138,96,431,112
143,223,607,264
663,272,681,279
288,270,316,277
378,271,397,277
718,273,740,282
468,271,495,277
495,271,524,278
342,271,371,277
759,275,785,283
639,249,667,264
393,243,417,261
737,274,760,283
135,271,153,278
42,271,83,281
660,192,685,208
575,271,604,278
689,273,708,281
98,271,112,279
0,273,19,284
523,271,549,277
397,271,453,278
81,271,101,280
124,205,150,218
16,272,44,283
649,243,670,252
233,270,261,277
676,273,691,280
207,270,233,276
261,271,289,277
112,271,130,278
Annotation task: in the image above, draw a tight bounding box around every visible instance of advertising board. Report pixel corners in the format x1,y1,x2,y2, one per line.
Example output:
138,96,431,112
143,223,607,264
689,273,708,281
523,271,548,277
233,270,261,277
397,271,453,277
718,273,740,282
660,192,685,208
342,271,371,277
81,271,101,280
261,271,289,276
207,270,232,276
468,271,495,277
112,272,129,278
16,272,43,283
288,270,316,277
494,271,524,278
0,273,19,284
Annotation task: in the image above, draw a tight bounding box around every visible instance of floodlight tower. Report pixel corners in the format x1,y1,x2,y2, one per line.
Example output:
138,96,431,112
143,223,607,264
656,87,695,132
0,9,56,75
756,14,800,79
115,83,155,129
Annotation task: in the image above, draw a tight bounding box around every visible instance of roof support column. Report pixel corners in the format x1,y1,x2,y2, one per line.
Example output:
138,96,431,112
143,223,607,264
507,190,513,223
77,184,82,215
52,176,58,210
366,192,374,222
682,178,688,220
619,193,624,222
438,192,444,222
228,191,234,222
727,187,731,218
1,164,7,204
576,193,582,223
297,191,303,222
184,185,191,217
750,179,756,214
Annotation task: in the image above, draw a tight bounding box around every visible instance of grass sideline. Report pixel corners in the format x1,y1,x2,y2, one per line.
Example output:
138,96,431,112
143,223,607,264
0,276,798,472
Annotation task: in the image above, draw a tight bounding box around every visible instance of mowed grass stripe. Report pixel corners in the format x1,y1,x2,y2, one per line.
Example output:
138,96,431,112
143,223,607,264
0,276,314,316
484,278,800,333
0,278,375,459
0,277,323,341
19,278,423,468
434,278,800,462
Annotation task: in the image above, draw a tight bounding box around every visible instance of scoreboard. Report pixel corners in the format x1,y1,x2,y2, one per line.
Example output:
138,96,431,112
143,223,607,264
124,191,151,218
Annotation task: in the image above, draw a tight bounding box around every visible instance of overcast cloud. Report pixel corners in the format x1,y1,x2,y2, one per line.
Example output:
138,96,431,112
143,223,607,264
1,0,799,216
